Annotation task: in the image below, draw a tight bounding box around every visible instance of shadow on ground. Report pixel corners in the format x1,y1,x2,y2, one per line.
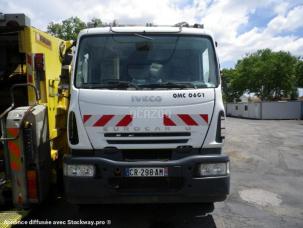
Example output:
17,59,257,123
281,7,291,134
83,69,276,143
16,198,216,228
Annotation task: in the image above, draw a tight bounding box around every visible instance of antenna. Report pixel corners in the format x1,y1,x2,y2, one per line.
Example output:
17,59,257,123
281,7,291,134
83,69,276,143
174,21,188,31
193,23,204,29
175,21,189,27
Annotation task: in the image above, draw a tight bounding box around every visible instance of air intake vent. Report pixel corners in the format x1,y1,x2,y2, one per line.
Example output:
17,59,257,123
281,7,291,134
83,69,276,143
106,139,189,144
105,132,190,144
104,132,190,137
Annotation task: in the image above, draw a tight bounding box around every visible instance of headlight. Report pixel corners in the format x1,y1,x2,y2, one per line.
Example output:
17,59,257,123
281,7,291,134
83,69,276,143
64,164,95,177
198,162,229,177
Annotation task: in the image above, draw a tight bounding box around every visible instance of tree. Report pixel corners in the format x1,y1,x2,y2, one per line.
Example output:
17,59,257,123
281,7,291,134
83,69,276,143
47,17,86,40
87,18,103,28
229,49,298,101
47,17,104,40
295,60,303,87
221,68,243,102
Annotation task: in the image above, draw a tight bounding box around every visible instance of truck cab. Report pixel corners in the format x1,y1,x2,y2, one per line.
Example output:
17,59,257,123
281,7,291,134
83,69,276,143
64,25,229,208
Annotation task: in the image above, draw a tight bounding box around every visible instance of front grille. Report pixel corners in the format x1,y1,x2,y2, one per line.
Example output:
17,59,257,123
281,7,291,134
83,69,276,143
109,177,184,192
104,132,191,137
106,139,189,144
105,131,190,144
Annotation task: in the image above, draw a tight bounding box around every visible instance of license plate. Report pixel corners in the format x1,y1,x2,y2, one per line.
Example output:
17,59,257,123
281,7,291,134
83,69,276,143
125,167,168,177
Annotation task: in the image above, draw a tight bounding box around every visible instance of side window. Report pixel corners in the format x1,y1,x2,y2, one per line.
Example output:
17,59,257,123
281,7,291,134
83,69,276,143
76,53,89,85
202,48,209,82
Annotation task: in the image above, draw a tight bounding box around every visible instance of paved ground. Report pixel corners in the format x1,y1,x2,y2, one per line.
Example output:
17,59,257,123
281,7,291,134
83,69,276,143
213,118,303,228
17,118,303,227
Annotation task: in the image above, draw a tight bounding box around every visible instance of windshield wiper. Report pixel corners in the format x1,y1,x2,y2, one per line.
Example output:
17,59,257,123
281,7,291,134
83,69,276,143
133,33,153,40
81,80,139,90
141,82,197,89
103,79,140,89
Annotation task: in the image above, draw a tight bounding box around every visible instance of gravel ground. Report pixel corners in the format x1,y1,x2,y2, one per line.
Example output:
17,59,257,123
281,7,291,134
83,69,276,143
18,117,303,228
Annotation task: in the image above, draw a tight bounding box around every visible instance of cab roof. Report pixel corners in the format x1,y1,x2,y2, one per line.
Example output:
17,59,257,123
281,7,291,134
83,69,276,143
78,26,215,40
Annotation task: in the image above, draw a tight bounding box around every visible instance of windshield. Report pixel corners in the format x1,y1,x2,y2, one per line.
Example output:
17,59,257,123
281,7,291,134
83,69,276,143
75,34,218,89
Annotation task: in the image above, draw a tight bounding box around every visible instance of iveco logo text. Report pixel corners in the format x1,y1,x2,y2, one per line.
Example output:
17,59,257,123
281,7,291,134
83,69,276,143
131,96,162,102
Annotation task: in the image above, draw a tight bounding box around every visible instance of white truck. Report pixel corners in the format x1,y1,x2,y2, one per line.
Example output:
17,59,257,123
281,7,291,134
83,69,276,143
64,24,229,211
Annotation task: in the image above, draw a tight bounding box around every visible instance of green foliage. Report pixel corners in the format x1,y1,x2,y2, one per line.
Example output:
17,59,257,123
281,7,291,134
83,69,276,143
87,18,103,28
47,17,104,40
223,49,299,101
47,17,86,40
221,69,243,102
295,60,303,87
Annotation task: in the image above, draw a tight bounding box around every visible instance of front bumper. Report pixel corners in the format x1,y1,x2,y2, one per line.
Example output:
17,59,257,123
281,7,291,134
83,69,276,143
63,154,230,204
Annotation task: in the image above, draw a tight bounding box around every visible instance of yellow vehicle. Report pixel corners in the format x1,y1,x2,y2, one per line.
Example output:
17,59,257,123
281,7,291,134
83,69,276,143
0,13,72,218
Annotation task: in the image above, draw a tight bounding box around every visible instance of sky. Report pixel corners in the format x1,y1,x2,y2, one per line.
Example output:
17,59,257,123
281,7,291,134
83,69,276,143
1,0,303,68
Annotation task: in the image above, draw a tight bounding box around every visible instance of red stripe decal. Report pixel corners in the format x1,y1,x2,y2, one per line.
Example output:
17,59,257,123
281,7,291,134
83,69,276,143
116,115,132,127
11,161,21,171
7,128,19,137
27,170,38,200
8,141,21,158
178,114,198,126
83,115,92,123
163,115,176,126
93,115,114,127
200,114,208,123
